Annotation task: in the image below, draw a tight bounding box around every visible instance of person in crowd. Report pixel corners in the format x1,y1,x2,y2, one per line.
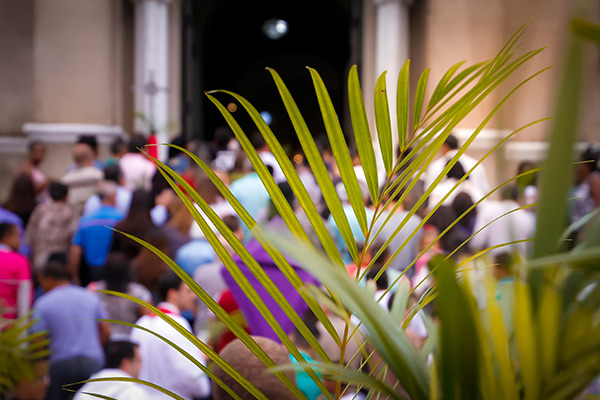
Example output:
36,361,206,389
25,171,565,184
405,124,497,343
61,142,104,207
73,340,148,400
174,228,216,278
84,165,172,226
87,252,152,339
428,159,484,207
0,223,32,319
111,189,157,261
31,256,110,400
228,157,269,241
193,215,244,335
163,196,193,256
426,205,457,253
250,131,285,183
222,182,321,343
471,185,535,258
370,184,422,276
412,225,442,299
212,336,297,400
0,203,28,255
26,182,79,275
328,180,374,265
18,141,48,199
104,137,128,167
131,228,170,296
77,135,104,170
569,144,600,242
130,272,211,400
516,160,538,208
450,191,477,236
119,133,156,191
3,172,37,227
84,165,131,216
424,133,491,194
69,181,124,285
211,126,238,173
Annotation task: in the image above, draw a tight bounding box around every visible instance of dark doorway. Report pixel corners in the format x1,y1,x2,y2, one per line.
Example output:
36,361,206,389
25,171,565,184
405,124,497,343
182,0,359,153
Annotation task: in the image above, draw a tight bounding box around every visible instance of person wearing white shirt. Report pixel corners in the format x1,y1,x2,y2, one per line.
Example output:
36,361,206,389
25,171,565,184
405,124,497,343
119,134,157,191
74,340,149,400
130,272,211,400
470,185,536,257
424,134,491,195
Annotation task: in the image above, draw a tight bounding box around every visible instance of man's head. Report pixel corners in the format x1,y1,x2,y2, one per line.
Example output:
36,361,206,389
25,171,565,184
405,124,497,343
96,180,118,206
128,134,148,154
73,142,94,167
0,223,19,251
110,137,127,158
157,272,196,312
212,337,297,400
39,256,72,292
48,182,69,202
442,134,459,154
28,141,46,166
77,135,99,157
103,164,123,185
104,340,142,378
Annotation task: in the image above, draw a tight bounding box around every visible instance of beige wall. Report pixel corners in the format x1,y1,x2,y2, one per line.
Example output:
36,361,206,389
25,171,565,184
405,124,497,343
33,0,116,124
0,0,34,135
420,0,598,143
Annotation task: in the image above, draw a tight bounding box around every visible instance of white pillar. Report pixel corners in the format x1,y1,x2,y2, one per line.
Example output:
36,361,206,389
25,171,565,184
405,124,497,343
373,0,412,158
133,0,170,161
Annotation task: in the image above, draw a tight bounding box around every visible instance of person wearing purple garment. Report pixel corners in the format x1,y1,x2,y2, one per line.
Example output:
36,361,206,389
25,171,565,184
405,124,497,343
220,182,321,342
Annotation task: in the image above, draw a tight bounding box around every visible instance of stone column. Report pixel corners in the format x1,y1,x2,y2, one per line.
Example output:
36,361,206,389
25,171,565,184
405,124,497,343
133,0,170,161
373,0,412,158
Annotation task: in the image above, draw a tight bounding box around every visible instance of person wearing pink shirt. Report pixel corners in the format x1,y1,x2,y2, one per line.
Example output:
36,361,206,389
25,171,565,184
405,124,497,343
0,223,32,319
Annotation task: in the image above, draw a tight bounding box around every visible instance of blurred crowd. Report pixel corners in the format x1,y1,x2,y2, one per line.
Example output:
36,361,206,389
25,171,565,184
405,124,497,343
1,128,598,400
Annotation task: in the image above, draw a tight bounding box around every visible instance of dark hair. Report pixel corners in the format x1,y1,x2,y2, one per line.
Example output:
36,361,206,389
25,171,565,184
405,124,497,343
293,310,320,349
366,267,388,290
104,340,138,369
48,182,69,201
213,127,232,150
451,192,476,233
48,251,69,265
444,134,459,150
77,135,98,151
42,259,72,281
4,173,36,221
168,134,187,160
494,252,515,273
581,144,599,172
103,252,131,293
250,131,266,150
104,164,123,183
369,241,390,266
110,137,127,155
222,215,240,232
112,190,155,260
446,160,467,180
28,140,44,152
501,185,519,202
157,272,183,303
0,223,17,242
128,134,148,154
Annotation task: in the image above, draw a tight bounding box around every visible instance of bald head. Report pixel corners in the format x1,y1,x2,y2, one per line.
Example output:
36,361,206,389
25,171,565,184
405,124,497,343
212,337,297,400
73,143,94,167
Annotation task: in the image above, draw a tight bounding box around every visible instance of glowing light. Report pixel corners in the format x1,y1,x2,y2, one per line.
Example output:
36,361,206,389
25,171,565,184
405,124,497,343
263,19,288,40
260,111,272,125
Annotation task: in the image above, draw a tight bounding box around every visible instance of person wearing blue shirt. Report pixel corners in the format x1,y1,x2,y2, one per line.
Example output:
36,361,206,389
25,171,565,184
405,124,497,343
32,257,110,400
69,181,123,285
